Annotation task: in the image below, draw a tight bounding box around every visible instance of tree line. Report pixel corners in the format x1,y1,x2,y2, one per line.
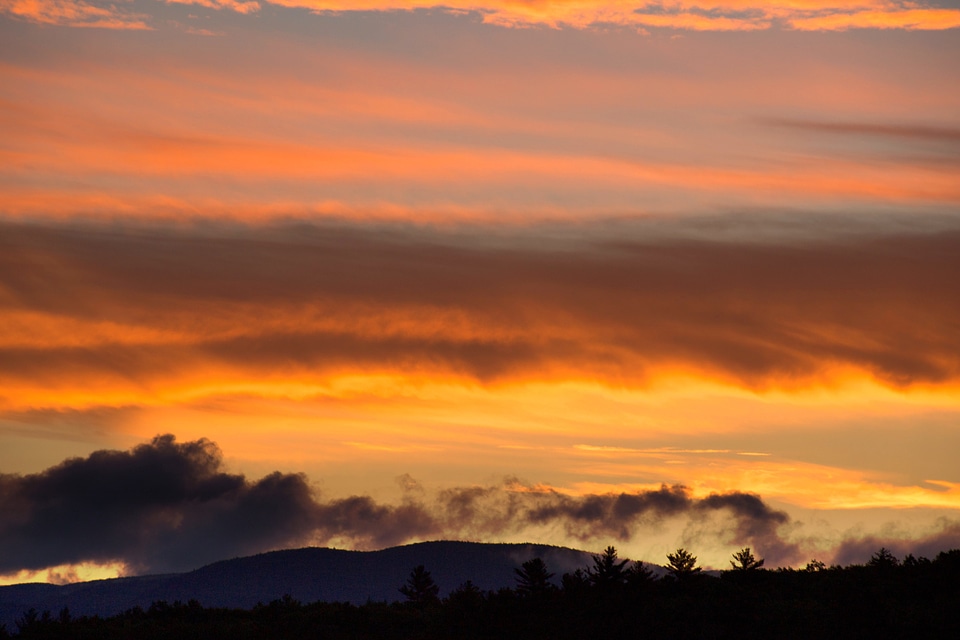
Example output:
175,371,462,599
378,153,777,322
9,546,960,639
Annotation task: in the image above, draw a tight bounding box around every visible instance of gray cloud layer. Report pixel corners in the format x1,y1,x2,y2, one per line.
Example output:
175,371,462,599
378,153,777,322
1,216,959,390
3,435,957,575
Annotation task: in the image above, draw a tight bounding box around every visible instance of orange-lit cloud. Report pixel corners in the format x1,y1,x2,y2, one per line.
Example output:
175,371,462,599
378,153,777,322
4,10,959,229
1,218,958,406
166,0,261,14
789,6,960,30
6,0,958,31
1,0,152,29
3,19,958,223
3,127,958,205
224,1,960,31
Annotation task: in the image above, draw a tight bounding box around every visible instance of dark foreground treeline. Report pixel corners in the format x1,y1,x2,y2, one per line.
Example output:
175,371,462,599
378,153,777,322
7,547,960,640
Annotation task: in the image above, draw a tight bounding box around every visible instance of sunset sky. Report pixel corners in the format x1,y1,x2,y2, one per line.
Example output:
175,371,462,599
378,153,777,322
1,1,959,585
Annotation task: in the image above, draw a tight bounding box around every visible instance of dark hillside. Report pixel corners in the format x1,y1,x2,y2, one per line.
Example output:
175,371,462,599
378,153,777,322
0,541,599,628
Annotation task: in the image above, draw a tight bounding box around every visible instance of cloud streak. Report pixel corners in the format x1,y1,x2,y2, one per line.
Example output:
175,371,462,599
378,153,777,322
3,20,957,221
762,118,960,143
1,217,958,412
5,1,959,33
184,0,960,31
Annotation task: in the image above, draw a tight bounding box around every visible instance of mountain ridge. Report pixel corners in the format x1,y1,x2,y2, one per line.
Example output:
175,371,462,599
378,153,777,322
1,541,654,629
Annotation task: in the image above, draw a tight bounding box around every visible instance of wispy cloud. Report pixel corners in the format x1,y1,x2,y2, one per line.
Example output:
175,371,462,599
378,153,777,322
186,1,960,31
166,0,261,14
761,118,960,143
2,0,152,29
6,1,958,32
2,23,957,220
574,445,734,455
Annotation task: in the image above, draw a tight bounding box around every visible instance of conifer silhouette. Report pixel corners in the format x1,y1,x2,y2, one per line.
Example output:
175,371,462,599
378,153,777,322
399,565,440,607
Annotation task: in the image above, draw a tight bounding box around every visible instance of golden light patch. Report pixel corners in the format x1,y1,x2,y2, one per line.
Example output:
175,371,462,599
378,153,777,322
0,562,128,587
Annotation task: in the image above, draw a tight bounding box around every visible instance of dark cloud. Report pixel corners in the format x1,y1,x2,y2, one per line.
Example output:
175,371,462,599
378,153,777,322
1,217,958,391
0,435,321,574
314,496,439,549
691,492,798,565
0,436,808,573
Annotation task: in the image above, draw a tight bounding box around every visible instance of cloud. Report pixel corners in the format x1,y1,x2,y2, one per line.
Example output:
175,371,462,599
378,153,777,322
0,217,958,408
7,0,958,31
0,406,141,447
1,0,152,29
761,118,960,144
5,435,960,575
166,0,261,14
0,435,320,574
205,1,960,31
494,484,802,565
3,26,957,221
0,435,801,573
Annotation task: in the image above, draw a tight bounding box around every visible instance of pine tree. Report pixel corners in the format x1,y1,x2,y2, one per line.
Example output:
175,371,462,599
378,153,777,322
515,557,555,597
666,548,701,580
730,547,764,571
588,546,630,588
399,565,440,607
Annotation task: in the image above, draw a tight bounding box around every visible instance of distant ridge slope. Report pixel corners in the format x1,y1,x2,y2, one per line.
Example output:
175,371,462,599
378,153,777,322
0,541,608,628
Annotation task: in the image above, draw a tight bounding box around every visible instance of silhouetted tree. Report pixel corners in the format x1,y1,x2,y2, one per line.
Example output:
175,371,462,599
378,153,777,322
14,609,39,636
730,547,764,571
515,557,555,597
561,567,590,596
666,548,701,580
589,546,630,588
444,580,487,637
7,547,960,640
868,547,899,568
399,565,440,607
803,559,827,572
447,580,484,603
903,553,930,567
625,560,655,587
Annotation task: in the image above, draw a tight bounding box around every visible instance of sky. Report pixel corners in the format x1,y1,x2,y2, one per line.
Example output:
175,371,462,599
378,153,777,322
1,1,959,585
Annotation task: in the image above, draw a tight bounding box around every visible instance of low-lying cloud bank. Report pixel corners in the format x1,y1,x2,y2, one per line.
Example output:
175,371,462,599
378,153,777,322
2,436,958,576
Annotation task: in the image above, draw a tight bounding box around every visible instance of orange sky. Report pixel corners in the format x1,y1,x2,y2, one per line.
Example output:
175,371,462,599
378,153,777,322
1,1,959,582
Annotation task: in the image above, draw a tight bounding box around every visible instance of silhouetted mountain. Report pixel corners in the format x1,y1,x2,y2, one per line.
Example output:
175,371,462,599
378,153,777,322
0,541,635,628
